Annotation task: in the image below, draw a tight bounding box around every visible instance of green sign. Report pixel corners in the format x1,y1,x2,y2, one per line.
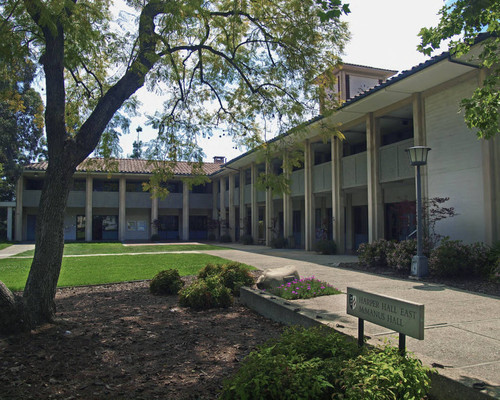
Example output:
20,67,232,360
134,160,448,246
346,287,425,340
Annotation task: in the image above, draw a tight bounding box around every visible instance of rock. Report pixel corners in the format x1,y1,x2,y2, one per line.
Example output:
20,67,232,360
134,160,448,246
256,266,300,290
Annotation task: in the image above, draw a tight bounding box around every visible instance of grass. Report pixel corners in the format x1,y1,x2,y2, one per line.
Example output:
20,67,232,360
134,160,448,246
15,242,228,257
0,242,12,251
0,253,253,292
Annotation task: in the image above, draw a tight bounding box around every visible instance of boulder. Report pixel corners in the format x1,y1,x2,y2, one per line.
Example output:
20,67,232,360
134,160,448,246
256,266,300,290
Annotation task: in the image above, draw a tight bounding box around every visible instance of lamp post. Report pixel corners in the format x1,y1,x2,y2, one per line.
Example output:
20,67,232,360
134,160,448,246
405,146,431,278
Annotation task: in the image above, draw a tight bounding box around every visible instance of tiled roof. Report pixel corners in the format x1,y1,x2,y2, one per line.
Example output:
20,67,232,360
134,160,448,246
25,158,222,176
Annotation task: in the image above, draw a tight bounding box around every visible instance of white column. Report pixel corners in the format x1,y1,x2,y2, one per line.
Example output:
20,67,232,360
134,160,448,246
151,192,158,237
212,178,219,239
251,163,259,244
331,138,344,252
367,113,384,242
14,176,23,241
304,140,314,250
283,155,292,242
119,176,126,242
7,206,13,242
239,169,245,239
229,174,236,241
182,181,189,241
85,176,93,242
265,161,273,246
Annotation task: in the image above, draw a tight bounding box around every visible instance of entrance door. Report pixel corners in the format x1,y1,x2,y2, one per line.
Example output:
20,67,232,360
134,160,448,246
27,215,37,241
353,205,368,250
158,215,179,240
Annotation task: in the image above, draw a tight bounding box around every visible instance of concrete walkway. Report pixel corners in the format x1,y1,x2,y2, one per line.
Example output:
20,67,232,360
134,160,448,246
0,244,35,258
204,243,500,400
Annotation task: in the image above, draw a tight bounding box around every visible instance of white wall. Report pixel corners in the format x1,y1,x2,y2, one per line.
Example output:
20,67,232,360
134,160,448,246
425,76,486,243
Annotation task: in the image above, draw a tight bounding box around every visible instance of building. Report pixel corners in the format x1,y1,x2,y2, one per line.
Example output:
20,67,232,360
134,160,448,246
14,43,500,251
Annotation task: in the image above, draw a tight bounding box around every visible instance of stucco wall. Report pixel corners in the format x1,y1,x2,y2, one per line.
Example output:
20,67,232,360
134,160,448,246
425,76,486,243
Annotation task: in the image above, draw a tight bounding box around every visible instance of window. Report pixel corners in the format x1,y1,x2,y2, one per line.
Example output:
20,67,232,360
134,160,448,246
72,179,86,191
192,182,212,194
244,168,251,185
93,179,119,192
76,215,85,240
126,181,147,192
25,178,44,190
160,180,182,193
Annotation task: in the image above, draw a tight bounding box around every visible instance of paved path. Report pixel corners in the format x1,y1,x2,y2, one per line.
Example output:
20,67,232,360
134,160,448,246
0,244,35,258
205,243,500,399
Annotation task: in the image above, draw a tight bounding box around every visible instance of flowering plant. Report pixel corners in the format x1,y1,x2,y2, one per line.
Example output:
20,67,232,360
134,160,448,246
270,276,341,300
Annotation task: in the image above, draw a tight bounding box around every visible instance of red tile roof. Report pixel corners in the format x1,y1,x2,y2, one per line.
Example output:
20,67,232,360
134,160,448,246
25,158,222,176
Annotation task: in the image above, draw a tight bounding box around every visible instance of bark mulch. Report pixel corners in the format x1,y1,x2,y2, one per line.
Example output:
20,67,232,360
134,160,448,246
0,280,284,400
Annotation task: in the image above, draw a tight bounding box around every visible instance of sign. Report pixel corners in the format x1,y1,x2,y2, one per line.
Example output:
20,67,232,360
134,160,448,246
346,287,425,340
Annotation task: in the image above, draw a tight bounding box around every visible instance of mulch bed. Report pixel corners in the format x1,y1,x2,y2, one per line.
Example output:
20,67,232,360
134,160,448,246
0,279,283,400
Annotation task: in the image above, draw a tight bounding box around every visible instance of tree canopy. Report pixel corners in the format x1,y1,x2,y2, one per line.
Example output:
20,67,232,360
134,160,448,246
0,0,350,331
418,0,500,139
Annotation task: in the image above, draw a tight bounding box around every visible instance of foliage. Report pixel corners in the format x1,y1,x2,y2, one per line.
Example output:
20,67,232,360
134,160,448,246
0,62,45,201
240,234,254,245
270,236,288,249
357,239,396,268
429,238,495,279
198,262,254,296
179,275,233,310
386,239,430,272
313,239,337,255
339,345,432,400
149,269,184,295
424,197,458,247
221,326,431,400
270,277,341,300
418,1,500,139
220,233,232,243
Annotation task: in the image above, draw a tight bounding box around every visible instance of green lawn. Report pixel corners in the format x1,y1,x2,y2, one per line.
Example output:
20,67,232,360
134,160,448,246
0,243,12,251
0,253,251,291
15,242,228,257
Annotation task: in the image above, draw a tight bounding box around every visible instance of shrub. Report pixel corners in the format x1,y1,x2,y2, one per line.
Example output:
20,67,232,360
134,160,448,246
357,239,396,268
270,236,287,249
240,234,253,245
197,262,254,296
340,346,432,400
430,238,494,278
149,269,184,295
179,275,233,310
220,233,232,243
313,239,337,255
220,326,360,400
270,277,341,300
221,326,431,400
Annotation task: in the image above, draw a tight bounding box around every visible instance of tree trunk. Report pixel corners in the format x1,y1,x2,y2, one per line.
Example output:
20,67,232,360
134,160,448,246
0,281,26,334
22,159,75,328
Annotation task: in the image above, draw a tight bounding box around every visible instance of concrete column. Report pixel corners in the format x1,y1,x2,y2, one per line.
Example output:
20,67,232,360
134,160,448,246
265,161,273,246
119,176,126,242
251,163,258,244
345,193,353,252
182,181,189,241
239,169,245,239
151,192,158,237
14,176,23,241
366,113,384,242
331,138,345,251
282,155,292,242
6,206,13,242
219,177,226,236
304,140,314,250
85,176,93,242
229,174,236,241
212,178,219,239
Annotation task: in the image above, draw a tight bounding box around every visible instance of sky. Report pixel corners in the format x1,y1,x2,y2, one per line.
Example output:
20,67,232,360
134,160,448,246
120,0,447,162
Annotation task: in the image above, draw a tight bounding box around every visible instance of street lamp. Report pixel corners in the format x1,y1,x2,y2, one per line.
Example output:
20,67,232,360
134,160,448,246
406,146,431,278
